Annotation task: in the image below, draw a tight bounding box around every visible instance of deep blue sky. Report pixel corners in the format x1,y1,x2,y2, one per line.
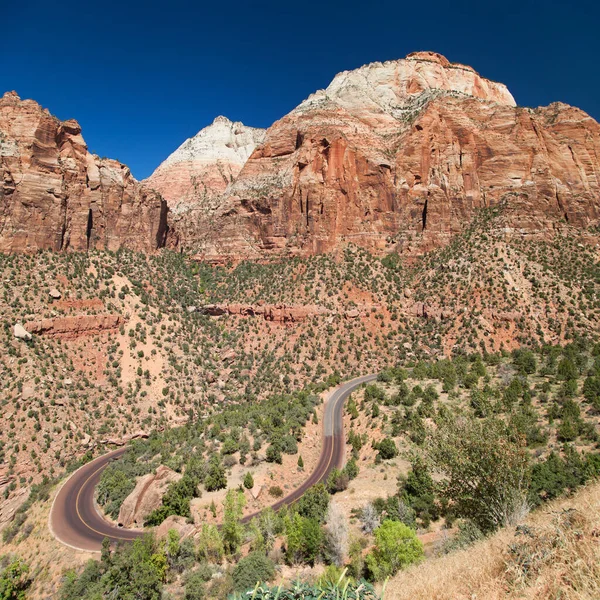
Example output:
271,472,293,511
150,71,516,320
2,0,599,179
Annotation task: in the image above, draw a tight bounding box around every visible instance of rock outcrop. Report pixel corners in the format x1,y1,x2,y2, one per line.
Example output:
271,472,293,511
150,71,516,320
0,92,168,253
101,430,149,446
117,465,181,528
0,486,29,532
13,323,32,340
25,314,122,338
200,302,377,322
145,116,265,213
154,515,195,540
169,52,600,259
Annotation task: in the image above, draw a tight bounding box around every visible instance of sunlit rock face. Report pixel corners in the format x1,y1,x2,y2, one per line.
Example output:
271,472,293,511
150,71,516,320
145,116,265,213
168,52,600,260
0,91,167,253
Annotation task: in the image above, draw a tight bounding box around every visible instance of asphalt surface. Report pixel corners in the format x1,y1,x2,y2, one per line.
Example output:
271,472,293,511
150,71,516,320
49,373,377,551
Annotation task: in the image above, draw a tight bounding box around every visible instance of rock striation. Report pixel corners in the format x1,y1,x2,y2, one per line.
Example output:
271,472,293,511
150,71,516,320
169,52,600,259
145,116,265,213
25,314,123,338
0,91,168,253
117,465,181,528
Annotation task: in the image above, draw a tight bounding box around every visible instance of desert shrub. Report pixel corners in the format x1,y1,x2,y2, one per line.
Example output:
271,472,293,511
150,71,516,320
183,569,206,600
243,472,254,490
268,486,283,498
284,513,323,565
377,437,398,460
59,533,164,600
326,468,349,494
0,558,31,599
425,415,530,533
529,447,600,506
265,444,282,464
365,521,424,581
295,483,329,523
204,456,226,492
232,553,275,592
512,348,537,375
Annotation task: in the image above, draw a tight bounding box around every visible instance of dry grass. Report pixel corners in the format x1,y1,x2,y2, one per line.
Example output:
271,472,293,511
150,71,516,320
385,481,600,600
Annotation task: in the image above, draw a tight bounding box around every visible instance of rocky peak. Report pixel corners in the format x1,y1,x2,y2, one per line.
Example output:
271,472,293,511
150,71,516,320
145,117,265,210
157,117,265,169
170,52,599,262
1,91,21,105
0,92,167,253
406,51,452,66
295,51,515,121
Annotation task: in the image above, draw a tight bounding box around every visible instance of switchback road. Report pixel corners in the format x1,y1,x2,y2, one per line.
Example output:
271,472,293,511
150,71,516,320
49,373,376,551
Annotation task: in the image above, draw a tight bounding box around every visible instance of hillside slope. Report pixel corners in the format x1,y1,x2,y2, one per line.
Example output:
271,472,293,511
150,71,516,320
386,480,600,600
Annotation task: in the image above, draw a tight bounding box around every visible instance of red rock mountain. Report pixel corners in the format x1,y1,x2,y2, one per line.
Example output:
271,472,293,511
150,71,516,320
145,116,265,212
0,92,167,253
2,53,599,259
167,51,600,259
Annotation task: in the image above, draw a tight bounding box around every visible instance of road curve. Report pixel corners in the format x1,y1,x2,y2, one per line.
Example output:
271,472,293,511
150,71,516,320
49,373,377,551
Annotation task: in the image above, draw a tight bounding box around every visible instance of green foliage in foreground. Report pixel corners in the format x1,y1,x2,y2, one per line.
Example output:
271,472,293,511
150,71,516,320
60,534,166,600
365,521,423,581
232,553,276,592
0,558,30,600
232,577,380,600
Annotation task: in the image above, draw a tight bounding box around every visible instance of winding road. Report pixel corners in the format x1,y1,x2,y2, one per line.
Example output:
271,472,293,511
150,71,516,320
49,373,376,551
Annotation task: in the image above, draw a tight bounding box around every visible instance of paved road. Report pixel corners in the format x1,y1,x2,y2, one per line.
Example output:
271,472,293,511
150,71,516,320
49,373,377,551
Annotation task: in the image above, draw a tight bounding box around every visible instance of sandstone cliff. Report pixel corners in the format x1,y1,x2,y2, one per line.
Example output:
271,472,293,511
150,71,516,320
169,52,600,259
0,92,168,253
145,116,265,213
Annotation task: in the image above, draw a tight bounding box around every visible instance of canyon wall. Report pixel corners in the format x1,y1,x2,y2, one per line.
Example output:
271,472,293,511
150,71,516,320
168,52,600,260
0,91,167,253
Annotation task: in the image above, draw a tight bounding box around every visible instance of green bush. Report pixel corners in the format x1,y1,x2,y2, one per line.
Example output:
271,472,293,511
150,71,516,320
183,568,208,600
204,456,227,492
59,533,164,600
377,438,398,460
0,558,31,600
365,521,423,580
243,472,254,490
232,553,275,592
295,484,330,523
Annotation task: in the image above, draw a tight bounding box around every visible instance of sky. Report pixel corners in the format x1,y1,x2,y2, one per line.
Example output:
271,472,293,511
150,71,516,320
2,0,599,180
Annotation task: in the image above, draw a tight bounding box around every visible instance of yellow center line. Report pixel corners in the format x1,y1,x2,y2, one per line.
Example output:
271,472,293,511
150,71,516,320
75,460,136,542
71,375,372,541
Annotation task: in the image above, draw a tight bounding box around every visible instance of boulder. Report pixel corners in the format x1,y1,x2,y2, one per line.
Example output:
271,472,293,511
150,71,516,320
49,288,62,299
13,323,31,340
117,465,182,528
0,487,29,532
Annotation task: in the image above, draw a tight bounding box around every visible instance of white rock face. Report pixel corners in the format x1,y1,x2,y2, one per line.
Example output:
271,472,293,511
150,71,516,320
295,51,516,121
13,323,31,340
160,116,265,168
145,116,265,211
